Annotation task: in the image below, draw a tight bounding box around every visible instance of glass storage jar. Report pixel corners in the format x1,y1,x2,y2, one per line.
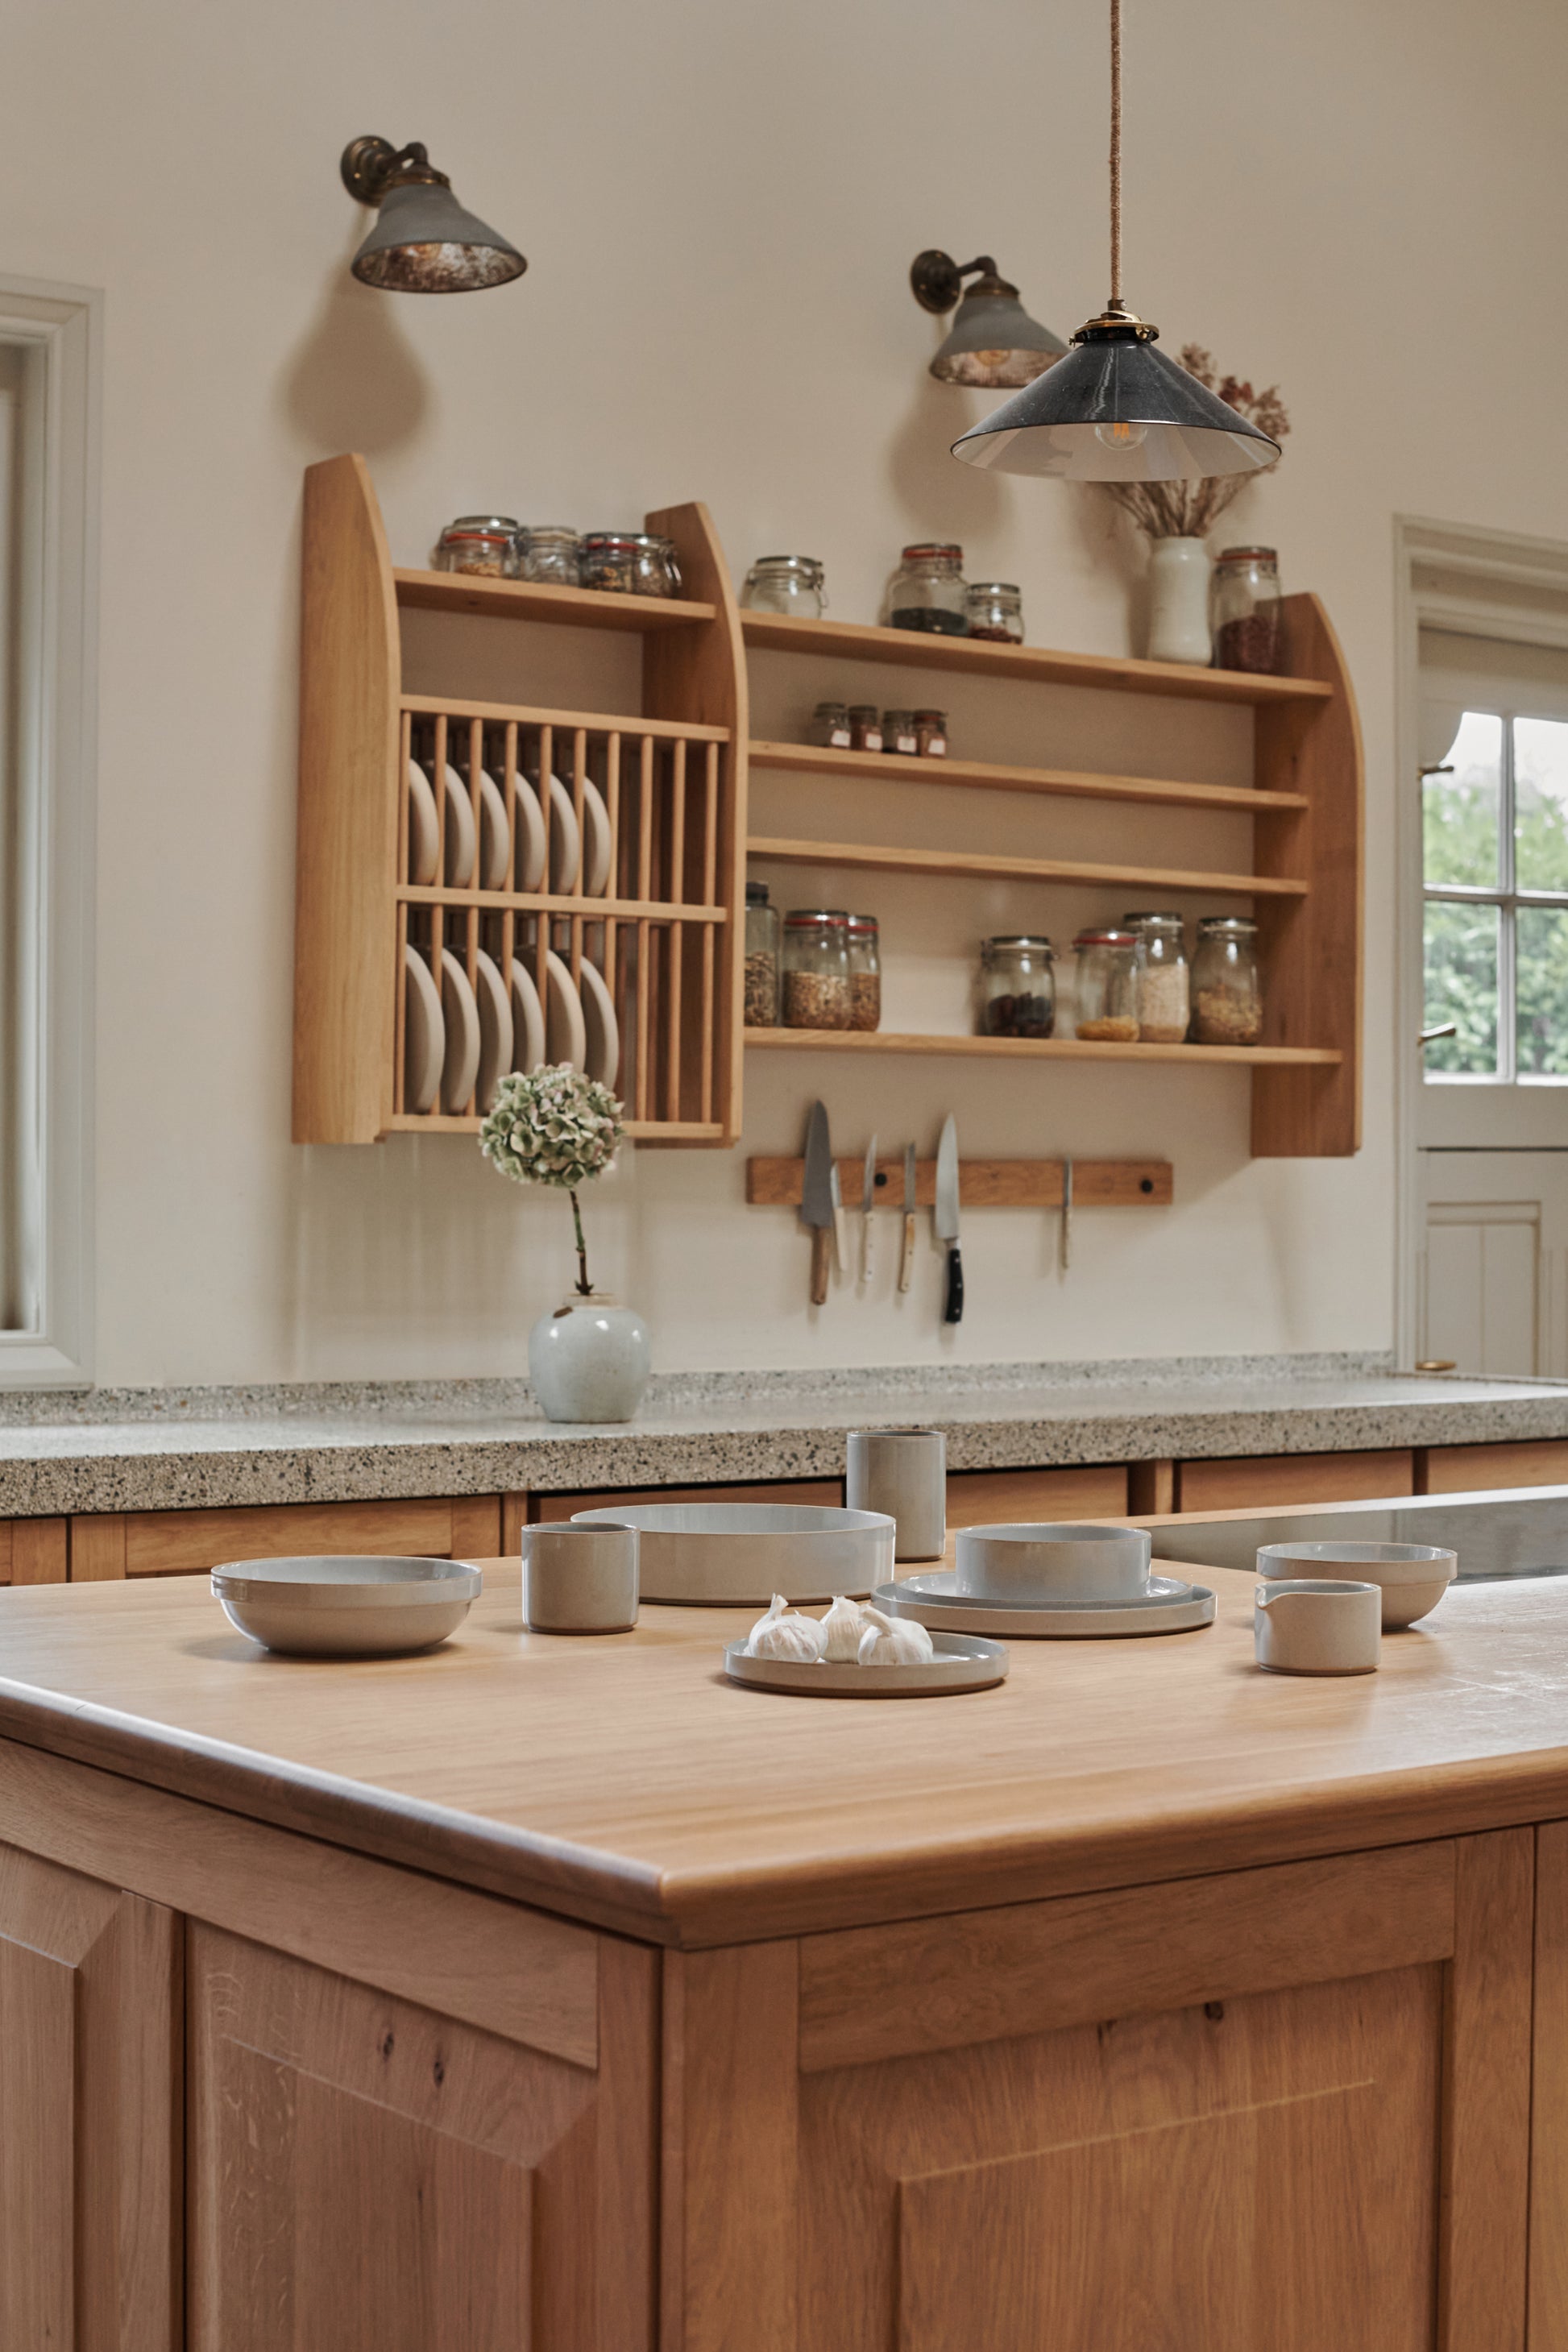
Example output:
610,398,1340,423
1213,546,1284,674
882,710,919,756
1072,928,1142,1043
517,526,582,587
580,532,682,597
741,555,826,617
888,543,969,636
981,936,1055,1037
848,705,882,753
966,581,1025,643
435,515,521,578
807,701,852,749
1123,911,1190,1043
744,881,781,1028
913,709,948,757
782,909,852,1030
1192,915,1263,1043
846,915,881,1031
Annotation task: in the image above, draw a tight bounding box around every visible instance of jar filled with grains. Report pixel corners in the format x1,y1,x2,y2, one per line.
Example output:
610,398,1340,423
913,709,949,757
887,543,969,635
435,516,521,578
581,532,682,597
1213,547,1284,674
882,710,920,756
807,701,852,749
1123,911,1190,1043
782,909,852,1030
981,936,1055,1037
1192,915,1263,1044
744,881,781,1028
965,582,1025,643
516,527,583,587
741,555,827,617
848,705,883,753
846,915,881,1031
1072,928,1142,1043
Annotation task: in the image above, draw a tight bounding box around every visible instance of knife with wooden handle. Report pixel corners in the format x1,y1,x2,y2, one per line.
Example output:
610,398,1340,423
861,1133,878,1285
802,1101,835,1306
898,1143,917,1294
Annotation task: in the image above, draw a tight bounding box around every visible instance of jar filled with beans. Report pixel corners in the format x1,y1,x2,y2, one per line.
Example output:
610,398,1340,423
744,881,781,1027
981,936,1055,1037
782,909,852,1030
845,915,881,1031
1192,915,1263,1043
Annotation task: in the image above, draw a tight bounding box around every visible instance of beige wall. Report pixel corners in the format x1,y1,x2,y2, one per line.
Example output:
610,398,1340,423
3,0,1565,1383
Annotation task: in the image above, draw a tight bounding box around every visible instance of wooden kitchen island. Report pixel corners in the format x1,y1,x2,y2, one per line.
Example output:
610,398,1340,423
6,1556,1568,2350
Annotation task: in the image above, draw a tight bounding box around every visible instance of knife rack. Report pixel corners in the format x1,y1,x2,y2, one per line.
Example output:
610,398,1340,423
745,1158,1172,1209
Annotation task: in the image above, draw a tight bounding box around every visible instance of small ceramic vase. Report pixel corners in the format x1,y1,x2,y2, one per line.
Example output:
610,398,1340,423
1146,535,1213,665
529,1292,651,1424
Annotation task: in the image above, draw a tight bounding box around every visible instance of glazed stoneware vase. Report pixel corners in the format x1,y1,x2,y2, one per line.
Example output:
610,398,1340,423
529,1292,651,1424
1146,535,1213,665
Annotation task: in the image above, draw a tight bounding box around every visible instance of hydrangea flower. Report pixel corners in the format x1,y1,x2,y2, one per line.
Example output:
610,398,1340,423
479,1064,624,1294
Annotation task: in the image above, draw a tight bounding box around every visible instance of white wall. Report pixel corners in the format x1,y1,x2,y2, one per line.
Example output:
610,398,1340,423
3,0,1565,1383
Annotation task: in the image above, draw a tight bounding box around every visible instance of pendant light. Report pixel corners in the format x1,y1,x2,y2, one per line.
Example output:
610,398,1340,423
950,0,1278,483
340,137,525,293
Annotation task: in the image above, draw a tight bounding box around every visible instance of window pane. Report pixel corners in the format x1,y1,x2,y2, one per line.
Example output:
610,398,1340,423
1423,899,1500,1075
1423,709,1503,889
1516,904,1568,1076
1515,716,1568,893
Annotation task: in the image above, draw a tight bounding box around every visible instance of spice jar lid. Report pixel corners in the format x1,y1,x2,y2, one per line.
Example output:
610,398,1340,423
845,914,879,935
812,700,850,716
983,935,1054,956
1197,914,1259,935
520,524,580,544
1072,927,1140,948
439,515,520,540
749,554,824,579
847,703,880,719
912,708,948,723
882,708,915,724
1216,546,1278,564
784,907,850,927
583,531,674,553
900,542,963,562
745,881,771,907
968,580,1021,595
1122,910,1185,927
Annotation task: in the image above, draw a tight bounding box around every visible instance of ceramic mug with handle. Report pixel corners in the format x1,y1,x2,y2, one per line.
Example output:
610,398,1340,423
1254,1578,1381,1676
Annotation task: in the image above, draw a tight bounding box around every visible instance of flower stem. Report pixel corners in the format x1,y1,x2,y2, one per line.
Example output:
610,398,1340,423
569,1188,592,1296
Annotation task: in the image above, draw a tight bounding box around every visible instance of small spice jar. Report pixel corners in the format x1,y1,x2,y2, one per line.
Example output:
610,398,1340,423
1213,547,1284,674
782,909,852,1030
1072,928,1142,1043
882,710,920,756
1123,911,1190,1043
581,532,682,597
807,701,852,749
741,555,826,617
966,582,1025,643
913,708,948,757
516,526,582,587
435,515,521,578
887,543,969,636
846,915,881,1031
1192,915,1263,1044
744,881,781,1028
981,936,1055,1037
848,705,882,753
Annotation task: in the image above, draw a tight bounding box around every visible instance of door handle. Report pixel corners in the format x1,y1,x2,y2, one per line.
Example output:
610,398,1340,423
1419,1023,1457,1049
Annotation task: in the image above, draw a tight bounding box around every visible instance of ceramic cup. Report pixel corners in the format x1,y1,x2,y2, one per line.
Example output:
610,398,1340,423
846,1429,947,1562
1254,1578,1381,1676
521,1522,639,1634
954,1522,1152,1602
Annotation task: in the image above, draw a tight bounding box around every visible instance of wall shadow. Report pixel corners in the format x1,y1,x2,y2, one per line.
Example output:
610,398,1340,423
280,226,433,457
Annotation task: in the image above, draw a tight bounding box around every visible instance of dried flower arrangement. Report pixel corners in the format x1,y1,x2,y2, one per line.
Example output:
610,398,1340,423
1101,347,1290,539
479,1064,624,1297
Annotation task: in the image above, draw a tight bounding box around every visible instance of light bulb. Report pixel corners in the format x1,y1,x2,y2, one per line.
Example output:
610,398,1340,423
1094,420,1148,450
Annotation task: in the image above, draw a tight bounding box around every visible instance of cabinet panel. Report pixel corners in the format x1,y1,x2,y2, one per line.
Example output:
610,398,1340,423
69,1492,503,1580
533,1477,841,1524
944,1463,1128,1525
1176,1447,1415,1513
0,1516,68,1583
1425,1440,1568,1495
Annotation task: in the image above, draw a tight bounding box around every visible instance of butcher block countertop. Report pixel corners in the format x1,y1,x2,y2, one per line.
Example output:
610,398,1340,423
4,1548,1568,1948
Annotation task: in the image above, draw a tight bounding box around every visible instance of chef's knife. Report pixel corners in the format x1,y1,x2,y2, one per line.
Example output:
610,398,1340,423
1061,1154,1074,1271
861,1132,878,1284
829,1160,849,1275
802,1101,835,1306
935,1115,963,1325
898,1143,917,1293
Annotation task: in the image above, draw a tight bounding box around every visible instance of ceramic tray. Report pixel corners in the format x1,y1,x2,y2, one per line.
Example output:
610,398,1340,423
876,1571,1216,1639
723,1629,1008,1698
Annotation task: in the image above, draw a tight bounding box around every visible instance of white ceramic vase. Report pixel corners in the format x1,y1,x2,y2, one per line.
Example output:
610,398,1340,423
529,1292,651,1424
1146,535,1213,666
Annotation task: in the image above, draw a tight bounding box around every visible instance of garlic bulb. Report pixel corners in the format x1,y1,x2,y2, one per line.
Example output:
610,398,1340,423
819,1592,869,1663
857,1605,935,1666
746,1594,828,1662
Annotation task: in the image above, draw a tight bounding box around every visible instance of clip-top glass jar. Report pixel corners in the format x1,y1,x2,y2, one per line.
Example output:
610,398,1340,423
1072,928,1142,1043
581,532,682,598
742,555,826,618
846,914,881,1031
981,936,1055,1037
1192,915,1263,1043
888,543,969,636
516,526,582,587
966,582,1025,643
744,881,781,1028
1213,546,1284,674
1122,911,1189,1043
435,515,521,578
782,909,852,1030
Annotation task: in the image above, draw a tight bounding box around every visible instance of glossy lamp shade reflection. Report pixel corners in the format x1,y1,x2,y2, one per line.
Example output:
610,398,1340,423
911,251,1066,390
340,135,525,293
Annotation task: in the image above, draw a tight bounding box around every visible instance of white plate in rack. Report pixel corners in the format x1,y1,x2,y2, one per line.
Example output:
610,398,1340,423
438,948,482,1112
577,954,620,1089
402,943,444,1114
512,776,548,894
543,949,587,1068
581,775,612,898
433,762,478,887
476,769,511,891
509,956,546,1072
406,761,440,886
547,777,581,894
471,948,513,1110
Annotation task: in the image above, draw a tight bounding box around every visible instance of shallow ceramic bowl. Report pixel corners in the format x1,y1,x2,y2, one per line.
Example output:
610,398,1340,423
955,1521,1153,1603
570,1502,894,1605
1256,1540,1458,1630
211,1556,483,1657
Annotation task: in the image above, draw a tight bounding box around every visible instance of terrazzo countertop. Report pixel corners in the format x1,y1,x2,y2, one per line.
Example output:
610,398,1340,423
0,1353,1565,1516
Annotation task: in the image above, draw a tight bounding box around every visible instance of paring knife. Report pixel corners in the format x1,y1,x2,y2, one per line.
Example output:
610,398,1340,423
935,1115,963,1325
898,1143,918,1293
802,1101,835,1306
829,1160,850,1275
861,1132,878,1284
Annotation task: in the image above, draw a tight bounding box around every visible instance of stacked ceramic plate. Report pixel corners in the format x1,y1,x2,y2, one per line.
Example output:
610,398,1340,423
875,1522,1216,1638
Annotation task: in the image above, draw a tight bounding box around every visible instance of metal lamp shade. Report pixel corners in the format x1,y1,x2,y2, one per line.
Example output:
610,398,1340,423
351,178,525,293
952,332,1279,481
931,287,1068,389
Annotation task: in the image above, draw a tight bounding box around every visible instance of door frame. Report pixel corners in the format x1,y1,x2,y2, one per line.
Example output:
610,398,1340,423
1393,516,1568,1367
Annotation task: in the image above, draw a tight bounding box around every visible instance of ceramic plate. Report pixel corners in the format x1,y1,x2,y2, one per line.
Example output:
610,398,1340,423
547,775,581,894
724,1630,1007,1699
438,947,482,1111
544,949,588,1068
877,1572,1217,1639
471,947,513,1110
578,954,620,1089
512,775,548,893
580,774,612,898
436,762,478,886
406,759,439,886
477,769,510,891
509,956,546,1072
402,943,443,1114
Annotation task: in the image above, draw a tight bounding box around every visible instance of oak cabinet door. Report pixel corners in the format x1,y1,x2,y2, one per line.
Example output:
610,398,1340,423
0,1841,179,2350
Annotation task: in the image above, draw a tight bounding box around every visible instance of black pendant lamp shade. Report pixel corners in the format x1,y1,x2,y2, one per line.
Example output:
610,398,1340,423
341,136,525,293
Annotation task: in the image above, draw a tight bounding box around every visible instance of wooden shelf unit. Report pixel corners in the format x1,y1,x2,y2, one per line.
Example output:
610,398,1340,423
392,567,717,631
749,737,1310,817
748,835,1307,900
743,1028,1342,1069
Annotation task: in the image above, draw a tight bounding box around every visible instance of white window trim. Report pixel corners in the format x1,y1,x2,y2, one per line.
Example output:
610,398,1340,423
0,275,100,1386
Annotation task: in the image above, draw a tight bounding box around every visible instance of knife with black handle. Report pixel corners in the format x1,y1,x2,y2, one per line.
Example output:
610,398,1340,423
801,1101,835,1307
935,1115,963,1325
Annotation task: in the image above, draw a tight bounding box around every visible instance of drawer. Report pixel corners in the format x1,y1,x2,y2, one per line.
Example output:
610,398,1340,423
1176,1449,1416,1515
69,1495,504,1580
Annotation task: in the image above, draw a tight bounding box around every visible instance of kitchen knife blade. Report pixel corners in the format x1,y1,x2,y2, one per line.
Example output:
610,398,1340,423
861,1132,878,1284
829,1161,849,1274
899,1143,917,1293
1061,1155,1074,1271
935,1115,963,1325
802,1101,834,1306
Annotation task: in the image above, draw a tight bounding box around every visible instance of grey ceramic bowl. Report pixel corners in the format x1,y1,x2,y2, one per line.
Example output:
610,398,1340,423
570,1502,894,1605
955,1521,1153,1602
1256,1540,1458,1630
211,1555,483,1657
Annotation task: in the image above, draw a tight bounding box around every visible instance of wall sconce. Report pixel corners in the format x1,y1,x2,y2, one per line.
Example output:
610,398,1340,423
910,251,1066,388
339,136,526,293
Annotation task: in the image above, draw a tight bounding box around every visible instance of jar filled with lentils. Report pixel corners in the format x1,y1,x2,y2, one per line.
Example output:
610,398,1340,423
581,532,682,597
1123,911,1189,1043
1192,915,1263,1043
782,909,852,1029
1072,928,1142,1043
744,881,780,1027
846,915,881,1031
435,515,521,578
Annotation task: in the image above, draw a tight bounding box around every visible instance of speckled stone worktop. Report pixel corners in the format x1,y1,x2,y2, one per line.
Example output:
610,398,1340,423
0,1353,1566,1516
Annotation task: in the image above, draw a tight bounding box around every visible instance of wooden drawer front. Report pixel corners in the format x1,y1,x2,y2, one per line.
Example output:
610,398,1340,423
69,1494,503,1580
944,1463,1128,1527
0,1519,67,1585
533,1476,843,1524
1425,1439,1568,1495
1176,1447,1416,1514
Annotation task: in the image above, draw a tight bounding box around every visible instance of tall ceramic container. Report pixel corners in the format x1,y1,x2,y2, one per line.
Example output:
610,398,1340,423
1146,536,1213,665
529,1292,651,1424
846,1428,947,1561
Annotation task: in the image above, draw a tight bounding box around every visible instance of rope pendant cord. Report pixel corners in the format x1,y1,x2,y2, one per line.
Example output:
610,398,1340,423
1109,0,1122,305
